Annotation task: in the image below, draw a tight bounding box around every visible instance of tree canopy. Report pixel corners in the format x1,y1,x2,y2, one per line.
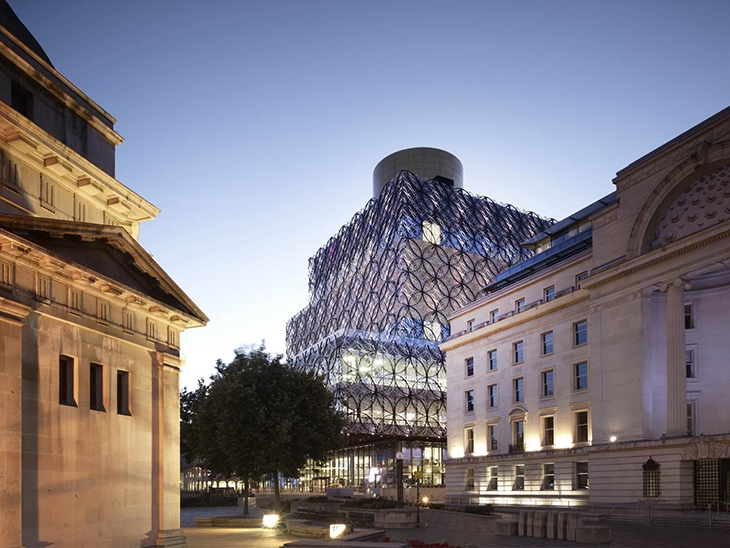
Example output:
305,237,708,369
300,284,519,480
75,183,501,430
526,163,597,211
180,346,345,510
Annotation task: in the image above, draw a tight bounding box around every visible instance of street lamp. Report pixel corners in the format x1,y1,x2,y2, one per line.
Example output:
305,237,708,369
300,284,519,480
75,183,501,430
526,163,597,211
395,451,404,508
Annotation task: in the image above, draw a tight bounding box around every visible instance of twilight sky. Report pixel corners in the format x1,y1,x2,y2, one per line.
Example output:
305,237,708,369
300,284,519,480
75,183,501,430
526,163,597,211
14,1,730,389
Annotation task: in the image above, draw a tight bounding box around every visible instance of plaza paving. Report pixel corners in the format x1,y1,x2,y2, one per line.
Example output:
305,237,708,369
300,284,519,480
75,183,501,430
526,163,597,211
182,507,730,547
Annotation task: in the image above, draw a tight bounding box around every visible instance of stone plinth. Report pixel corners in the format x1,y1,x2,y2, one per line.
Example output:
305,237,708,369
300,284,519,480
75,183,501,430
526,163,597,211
532,511,547,538
546,511,558,539
518,510,528,536
495,520,518,536
566,513,582,541
576,525,611,544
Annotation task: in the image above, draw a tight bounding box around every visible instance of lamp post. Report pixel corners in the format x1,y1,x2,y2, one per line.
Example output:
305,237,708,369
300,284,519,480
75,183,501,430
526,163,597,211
416,481,420,527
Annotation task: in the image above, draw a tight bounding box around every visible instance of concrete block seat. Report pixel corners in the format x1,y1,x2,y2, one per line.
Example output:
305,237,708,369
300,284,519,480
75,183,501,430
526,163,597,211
576,525,611,544
494,519,518,536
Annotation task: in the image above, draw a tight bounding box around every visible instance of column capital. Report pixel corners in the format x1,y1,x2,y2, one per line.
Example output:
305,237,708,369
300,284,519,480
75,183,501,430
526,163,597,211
657,278,691,292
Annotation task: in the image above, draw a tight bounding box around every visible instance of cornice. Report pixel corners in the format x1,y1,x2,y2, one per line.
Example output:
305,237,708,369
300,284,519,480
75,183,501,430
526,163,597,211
0,293,29,323
584,222,730,290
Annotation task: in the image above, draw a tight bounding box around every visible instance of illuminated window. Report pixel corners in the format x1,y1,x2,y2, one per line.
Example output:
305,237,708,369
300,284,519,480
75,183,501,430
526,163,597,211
117,371,131,416
89,363,105,412
574,361,589,391
59,355,76,407
487,383,498,408
684,303,694,329
487,466,498,490
488,424,498,452
542,415,555,446
513,464,525,490
515,298,526,313
513,341,524,364
488,349,498,371
464,468,475,491
513,377,524,403
542,369,554,397
465,390,474,413
464,427,475,454
544,285,555,302
574,410,589,443
574,320,588,346
490,309,499,323
422,221,441,245
541,463,555,490
465,357,474,377
642,458,660,497
541,331,553,355
576,461,589,489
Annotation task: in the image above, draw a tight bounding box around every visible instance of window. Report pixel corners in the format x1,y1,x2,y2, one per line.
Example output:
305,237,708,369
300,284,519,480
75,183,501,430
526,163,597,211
512,419,525,449
544,285,555,302
37,276,50,299
465,357,474,377
575,271,589,286
465,390,474,413
576,461,589,489
70,290,81,311
422,220,441,245
98,299,110,322
685,346,695,378
513,340,524,364
467,319,475,332
11,82,33,119
541,331,553,355
687,402,696,435
642,458,661,497
574,410,589,443
487,383,498,408
513,464,525,490
574,361,589,391
487,466,499,490
513,377,524,403
89,363,105,412
541,463,555,490
515,298,526,313
488,349,498,371
574,320,588,346
59,355,76,406
684,303,694,329
542,370,555,398
117,371,131,415
464,468,475,491
488,424,498,452
464,427,475,454
490,309,499,323
0,261,11,285
542,415,555,446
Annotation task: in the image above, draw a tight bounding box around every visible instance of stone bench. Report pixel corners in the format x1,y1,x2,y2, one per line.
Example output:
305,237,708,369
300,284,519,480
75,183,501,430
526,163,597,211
576,525,611,544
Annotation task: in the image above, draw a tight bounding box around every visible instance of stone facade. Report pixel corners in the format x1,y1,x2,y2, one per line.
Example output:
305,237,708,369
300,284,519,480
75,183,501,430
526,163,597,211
442,106,730,510
0,3,207,548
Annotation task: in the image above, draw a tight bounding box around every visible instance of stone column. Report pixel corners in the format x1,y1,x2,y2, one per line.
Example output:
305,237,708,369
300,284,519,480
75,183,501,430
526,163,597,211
0,297,30,548
151,351,186,547
663,279,688,437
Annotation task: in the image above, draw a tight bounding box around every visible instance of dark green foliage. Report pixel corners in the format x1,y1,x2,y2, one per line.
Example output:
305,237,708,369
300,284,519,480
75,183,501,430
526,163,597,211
341,498,399,509
180,491,237,507
181,345,345,508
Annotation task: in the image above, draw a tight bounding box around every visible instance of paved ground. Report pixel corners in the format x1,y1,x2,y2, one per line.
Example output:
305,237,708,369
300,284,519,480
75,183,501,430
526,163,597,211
181,507,730,548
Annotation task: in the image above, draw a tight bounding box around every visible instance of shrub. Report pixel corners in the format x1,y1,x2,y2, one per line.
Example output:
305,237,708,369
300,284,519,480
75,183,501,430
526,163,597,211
306,496,334,503
180,491,238,507
341,498,399,509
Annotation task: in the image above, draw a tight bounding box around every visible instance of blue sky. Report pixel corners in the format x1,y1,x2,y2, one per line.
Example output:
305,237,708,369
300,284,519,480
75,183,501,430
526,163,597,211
14,1,730,389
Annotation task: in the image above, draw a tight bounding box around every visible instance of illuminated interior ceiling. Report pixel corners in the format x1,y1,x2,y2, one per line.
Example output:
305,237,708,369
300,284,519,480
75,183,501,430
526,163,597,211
286,170,553,444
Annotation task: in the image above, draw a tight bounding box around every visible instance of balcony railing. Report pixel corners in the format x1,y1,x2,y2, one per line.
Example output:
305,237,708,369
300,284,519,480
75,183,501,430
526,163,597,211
508,443,525,455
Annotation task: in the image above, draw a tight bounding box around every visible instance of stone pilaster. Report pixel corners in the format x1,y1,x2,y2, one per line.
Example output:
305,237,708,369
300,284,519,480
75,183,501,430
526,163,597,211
663,279,688,436
0,297,30,548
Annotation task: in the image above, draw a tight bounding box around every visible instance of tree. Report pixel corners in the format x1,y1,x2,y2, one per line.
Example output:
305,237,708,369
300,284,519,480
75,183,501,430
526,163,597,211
181,345,345,512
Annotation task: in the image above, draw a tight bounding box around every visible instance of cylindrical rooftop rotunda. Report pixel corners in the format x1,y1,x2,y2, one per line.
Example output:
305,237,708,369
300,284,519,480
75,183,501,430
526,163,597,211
372,147,463,198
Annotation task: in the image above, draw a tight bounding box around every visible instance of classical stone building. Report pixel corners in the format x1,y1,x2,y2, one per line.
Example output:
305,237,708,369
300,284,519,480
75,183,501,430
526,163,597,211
442,106,730,510
0,3,207,547
286,148,550,491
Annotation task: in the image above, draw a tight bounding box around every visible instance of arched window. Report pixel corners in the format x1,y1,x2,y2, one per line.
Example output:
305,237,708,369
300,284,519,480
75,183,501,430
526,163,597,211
642,457,661,497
